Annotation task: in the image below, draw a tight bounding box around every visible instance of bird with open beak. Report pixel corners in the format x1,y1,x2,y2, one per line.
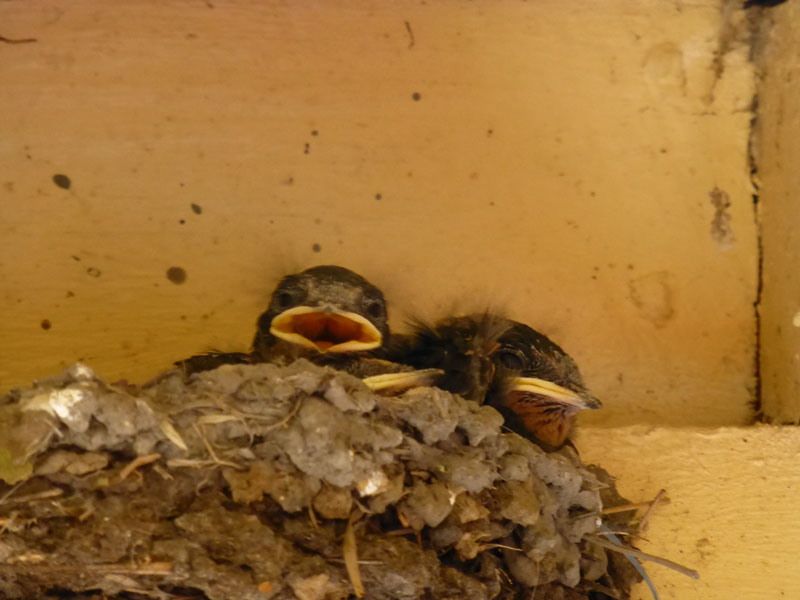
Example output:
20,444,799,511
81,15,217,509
176,265,388,374
399,314,601,450
250,265,441,389
252,265,389,366
177,265,439,390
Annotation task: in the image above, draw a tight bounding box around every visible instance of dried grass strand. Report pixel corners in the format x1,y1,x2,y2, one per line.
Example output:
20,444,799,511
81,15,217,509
261,396,304,432
3,488,63,505
192,424,244,470
2,561,173,575
639,489,668,531
0,481,25,505
601,502,652,515
587,535,699,579
117,453,161,483
343,510,365,598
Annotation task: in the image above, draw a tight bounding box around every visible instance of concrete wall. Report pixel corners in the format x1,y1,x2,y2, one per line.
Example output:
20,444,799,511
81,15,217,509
0,0,758,428
756,1,800,423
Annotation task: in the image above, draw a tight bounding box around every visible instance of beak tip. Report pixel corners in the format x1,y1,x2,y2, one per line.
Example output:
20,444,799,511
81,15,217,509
586,395,603,410
582,394,602,410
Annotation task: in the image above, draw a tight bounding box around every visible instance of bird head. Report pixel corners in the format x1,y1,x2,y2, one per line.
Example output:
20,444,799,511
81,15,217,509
491,321,601,447
254,265,388,354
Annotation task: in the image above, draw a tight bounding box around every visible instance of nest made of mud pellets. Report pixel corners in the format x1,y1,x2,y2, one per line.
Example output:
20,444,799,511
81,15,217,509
0,361,639,599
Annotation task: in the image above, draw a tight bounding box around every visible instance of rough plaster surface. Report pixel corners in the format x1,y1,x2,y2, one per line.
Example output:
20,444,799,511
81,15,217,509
0,0,757,427
755,2,800,423
579,425,800,600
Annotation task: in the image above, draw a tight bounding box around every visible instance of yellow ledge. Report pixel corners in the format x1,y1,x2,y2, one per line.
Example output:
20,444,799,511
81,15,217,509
578,425,800,600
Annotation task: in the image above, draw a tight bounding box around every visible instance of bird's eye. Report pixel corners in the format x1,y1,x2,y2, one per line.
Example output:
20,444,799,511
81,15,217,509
497,349,525,371
365,300,384,319
276,292,294,308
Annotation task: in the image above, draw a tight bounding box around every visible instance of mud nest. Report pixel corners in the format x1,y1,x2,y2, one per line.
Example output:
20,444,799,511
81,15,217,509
0,361,639,599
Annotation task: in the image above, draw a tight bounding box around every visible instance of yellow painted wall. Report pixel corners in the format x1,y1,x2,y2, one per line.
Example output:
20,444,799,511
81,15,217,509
1,3,799,599
755,1,800,423
0,0,757,429
579,425,800,600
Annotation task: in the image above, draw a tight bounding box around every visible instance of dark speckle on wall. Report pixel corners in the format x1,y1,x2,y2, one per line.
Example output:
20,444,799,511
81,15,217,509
375,193,382,200
40,319,51,330
166,266,187,284
86,267,101,278
303,143,310,155
53,174,71,190
745,0,789,7
66,290,75,298
311,130,319,136
179,219,186,225
412,92,421,101
191,203,202,215
71,255,81,262
312,243,321,253
709,187,735,248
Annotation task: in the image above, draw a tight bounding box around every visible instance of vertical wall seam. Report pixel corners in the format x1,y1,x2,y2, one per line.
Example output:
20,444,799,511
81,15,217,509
746,7,768,421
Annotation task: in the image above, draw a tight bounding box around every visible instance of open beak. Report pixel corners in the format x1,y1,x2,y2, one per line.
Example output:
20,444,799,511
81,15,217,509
509,376,602,410
269,306,383,353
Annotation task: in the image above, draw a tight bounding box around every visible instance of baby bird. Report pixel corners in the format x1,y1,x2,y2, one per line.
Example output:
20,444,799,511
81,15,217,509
489,319,601,449
176,265,438,390
392,313,507,403
177,265,388,375
251,265,389,365
399,313,601,450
